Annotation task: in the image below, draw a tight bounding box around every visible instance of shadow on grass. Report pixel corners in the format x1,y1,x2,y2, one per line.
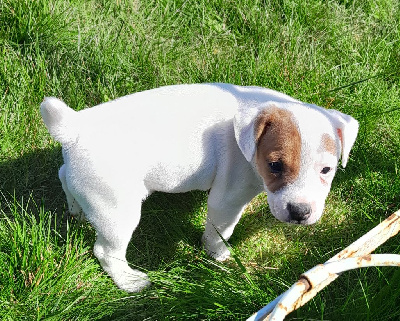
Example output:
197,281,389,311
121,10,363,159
0,146,65,213
129,190,208,269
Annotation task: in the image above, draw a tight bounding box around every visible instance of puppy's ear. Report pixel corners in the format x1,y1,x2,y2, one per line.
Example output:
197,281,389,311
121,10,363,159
324,109,359,167
233,103,275,162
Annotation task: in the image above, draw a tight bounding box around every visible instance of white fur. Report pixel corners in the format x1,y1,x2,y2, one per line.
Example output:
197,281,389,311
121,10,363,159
40,83,358,292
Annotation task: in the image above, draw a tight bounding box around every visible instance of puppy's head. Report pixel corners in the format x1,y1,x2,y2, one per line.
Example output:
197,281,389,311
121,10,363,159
234,102,358,225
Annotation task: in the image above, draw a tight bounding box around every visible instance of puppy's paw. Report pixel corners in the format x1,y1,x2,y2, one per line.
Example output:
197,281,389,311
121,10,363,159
202,235,231,261
114,269,151,293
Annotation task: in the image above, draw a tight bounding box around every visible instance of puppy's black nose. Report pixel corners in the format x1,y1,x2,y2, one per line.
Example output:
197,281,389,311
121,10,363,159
287,202,312,222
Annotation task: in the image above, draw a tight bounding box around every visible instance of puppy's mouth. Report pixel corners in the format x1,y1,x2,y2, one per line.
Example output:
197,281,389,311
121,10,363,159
287,210,321,225
288,218,316,225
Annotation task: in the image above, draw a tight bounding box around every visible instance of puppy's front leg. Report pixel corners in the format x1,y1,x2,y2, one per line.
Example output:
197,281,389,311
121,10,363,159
202,184,259,261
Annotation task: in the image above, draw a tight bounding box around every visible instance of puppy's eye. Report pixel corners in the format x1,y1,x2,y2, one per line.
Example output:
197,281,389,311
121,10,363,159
268,161,283,174
321,167,331,174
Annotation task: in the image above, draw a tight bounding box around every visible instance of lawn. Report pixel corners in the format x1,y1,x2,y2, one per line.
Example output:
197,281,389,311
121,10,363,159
1,0,400,320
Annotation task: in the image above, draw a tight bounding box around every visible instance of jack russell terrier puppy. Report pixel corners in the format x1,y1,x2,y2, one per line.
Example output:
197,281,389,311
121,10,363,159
41,83,359,292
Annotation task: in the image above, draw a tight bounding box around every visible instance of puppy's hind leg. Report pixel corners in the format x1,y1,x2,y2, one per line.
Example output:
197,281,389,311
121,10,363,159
59,164,85,220
92,200,150,293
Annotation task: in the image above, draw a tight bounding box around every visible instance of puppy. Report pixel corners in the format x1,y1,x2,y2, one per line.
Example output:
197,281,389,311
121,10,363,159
41,83,359,292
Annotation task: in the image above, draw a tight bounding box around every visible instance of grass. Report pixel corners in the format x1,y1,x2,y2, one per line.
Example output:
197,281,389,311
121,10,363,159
0,0,400,319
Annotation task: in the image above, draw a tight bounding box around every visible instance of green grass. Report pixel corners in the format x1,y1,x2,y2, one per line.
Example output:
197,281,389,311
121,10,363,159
1,0,400,319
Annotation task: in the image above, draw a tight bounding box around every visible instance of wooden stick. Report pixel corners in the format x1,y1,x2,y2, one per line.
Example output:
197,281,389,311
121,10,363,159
248,209,400,321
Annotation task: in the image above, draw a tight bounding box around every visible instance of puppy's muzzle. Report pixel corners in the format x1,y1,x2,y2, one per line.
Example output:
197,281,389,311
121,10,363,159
287,202,312,223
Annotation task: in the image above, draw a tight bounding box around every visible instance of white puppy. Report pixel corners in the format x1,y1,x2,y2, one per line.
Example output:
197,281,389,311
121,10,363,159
40,83,358,292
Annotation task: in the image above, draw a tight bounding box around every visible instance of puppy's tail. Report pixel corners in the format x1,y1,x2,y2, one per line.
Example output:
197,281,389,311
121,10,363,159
40,97,78,145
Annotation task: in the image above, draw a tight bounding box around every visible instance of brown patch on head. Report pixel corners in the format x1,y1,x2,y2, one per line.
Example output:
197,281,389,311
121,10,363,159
255,106,301,193
320,133,337,155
